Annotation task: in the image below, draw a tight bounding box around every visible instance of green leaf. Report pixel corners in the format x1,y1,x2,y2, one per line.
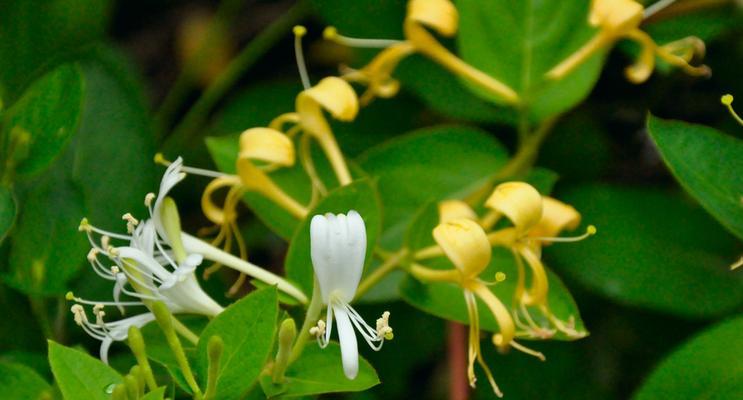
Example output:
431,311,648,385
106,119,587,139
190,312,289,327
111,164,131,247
0,361,52,400
633,316,743,400
141,387,166,400
3,64,84,176
400,202,586,340
48,341,123,400
647,115,743,240
259,343,379,398
456,0,604,121
72,49,158,230
4,159,87,295
0,185,16,242
357,125,509,248
196,287,279,399
285,179,382,295
396,56,516,125
549,184,743,318
0,0,111,102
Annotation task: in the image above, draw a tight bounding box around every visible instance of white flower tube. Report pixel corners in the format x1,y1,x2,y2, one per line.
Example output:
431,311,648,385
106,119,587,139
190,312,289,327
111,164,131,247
309,211,392,379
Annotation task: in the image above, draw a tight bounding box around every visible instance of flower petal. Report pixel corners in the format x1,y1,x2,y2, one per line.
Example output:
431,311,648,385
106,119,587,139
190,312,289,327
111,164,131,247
333,304,359,379
485,182,543,236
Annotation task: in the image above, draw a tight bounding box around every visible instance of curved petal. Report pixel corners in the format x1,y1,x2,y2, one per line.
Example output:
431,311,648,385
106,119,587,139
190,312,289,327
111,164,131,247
407,0,458,36
589,0,643,35
296,77,359,124
530,197,581,239
333,304,359,379
433,218,490,278
438,200,477,224
239,127,295,166
485,182,543,236
153,158,186,240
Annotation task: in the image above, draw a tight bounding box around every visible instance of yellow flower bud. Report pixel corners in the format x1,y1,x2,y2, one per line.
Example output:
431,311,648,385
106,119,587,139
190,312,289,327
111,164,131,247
485,182,543,235
433,218,491,278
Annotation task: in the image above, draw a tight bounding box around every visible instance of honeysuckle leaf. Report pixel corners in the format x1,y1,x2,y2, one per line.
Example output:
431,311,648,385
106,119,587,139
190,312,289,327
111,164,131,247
400,202,586,340
457,0,604,121
548,184,743,318
0,0,111,102
633,316,743,400
48,341,123,400
0,360,52,400
285,179,381,295
357,125,509,249
195,287,278,400
259,343,379,398
140,387,167,400
1,64,83,176
647,115,743,241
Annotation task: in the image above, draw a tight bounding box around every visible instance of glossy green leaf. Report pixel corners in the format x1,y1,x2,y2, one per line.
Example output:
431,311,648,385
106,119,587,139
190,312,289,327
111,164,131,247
141,387,166,400
72,49,158,230
0,361,52,400
3,64,83,176
400,202,586,340
633,316,743,400
260,343,379,397
5,160,87,295
549,184,743,318
457,0,603,121
648,115,743,240
0,185,16,242
0,0,111,102
48,341,123,400
357,125,509,248
396,56,516,125
196,287,278,400
285,179,382,295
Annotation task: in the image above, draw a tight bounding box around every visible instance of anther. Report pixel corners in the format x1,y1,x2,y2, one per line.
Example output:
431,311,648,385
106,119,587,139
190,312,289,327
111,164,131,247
71,304,86,326
309,319,326,338
111,266,120,275
375,311,393,340
101,236,110,251
78,218,91,232
144,193,156,207
87,248,99,262
94,304,106,325
122,213,139,233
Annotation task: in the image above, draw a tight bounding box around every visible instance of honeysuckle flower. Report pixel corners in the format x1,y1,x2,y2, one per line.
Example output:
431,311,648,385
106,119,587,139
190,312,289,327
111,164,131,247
485,182,594,338
309,211,392,379
547,0,709,83
324,0,518,106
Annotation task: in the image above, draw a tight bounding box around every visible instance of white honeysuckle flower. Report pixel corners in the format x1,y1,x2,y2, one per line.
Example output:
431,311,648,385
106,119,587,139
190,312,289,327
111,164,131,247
309,210,393,379
71,158,224,363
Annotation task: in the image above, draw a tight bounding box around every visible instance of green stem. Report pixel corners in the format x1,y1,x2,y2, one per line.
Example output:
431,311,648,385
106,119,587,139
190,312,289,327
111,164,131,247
354,248,408,300
164,0,310,147
289,278,323,364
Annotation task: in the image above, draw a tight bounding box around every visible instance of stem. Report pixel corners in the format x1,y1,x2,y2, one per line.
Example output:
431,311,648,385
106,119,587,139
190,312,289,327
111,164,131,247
289,278,323,364
354,248,408,300
464,116,558,206
448,322,469,400
165,0,311,146
181,233,308,304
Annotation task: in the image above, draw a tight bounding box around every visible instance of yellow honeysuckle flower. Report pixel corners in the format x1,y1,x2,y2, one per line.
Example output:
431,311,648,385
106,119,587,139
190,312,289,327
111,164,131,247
485,182,594,339
236,128,307,219
325,0,518,106
547,0,709,84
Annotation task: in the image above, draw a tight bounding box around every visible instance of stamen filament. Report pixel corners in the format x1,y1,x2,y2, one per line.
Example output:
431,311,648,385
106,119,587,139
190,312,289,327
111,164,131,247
509,340,546,361
643,0,677,19
323,26,403,48
531,225,596,243
293,25,311,90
